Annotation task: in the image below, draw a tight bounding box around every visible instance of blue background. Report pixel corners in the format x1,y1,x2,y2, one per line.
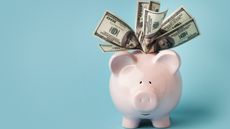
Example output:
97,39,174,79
0,0,229,129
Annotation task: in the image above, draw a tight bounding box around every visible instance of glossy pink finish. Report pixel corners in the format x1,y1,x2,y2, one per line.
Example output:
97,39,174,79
109,50,182,128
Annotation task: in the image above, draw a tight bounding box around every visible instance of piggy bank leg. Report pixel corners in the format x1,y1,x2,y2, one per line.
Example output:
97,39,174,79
122,117,140,128
152,115,170,128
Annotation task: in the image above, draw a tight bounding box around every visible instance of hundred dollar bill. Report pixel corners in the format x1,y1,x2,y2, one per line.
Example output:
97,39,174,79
99,44,126,52
143,9,167,36
149,0,160,12
135,0,160,38
161,7,192,32
148,18,200,53
140,7,193,52
95,11,140,49
140,9,167,52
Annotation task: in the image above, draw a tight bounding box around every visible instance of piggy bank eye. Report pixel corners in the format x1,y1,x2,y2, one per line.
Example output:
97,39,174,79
139,81,142,84
149,81,152,84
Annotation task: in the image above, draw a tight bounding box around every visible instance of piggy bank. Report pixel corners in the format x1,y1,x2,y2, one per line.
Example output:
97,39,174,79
109,50,182,128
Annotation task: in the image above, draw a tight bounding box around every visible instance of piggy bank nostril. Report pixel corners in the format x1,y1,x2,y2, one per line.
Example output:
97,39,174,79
140,96,150,103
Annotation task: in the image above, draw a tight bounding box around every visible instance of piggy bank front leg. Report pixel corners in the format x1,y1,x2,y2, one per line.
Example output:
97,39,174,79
122,117,140,128
152,115,170,128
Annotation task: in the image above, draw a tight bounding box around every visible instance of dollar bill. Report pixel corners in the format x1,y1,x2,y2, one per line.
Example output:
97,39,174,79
149,0,160,12
161,7,192,32
143,9,167,36
140,9,167,52
148,18,200,53
135,0,160,38
99,44,126,52
95,11,140,49
94,4,200,54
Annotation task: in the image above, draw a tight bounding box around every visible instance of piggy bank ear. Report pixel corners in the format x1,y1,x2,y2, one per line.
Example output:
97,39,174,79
109,51,136,75
153,50,180,74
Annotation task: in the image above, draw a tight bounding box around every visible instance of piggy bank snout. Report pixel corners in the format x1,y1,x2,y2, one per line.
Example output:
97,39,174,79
133,91,158,112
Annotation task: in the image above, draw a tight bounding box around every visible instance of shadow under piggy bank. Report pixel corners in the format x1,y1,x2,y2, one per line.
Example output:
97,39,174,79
138,104,215,128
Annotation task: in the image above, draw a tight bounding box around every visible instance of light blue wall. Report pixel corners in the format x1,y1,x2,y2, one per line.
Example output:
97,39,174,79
0,0,229,129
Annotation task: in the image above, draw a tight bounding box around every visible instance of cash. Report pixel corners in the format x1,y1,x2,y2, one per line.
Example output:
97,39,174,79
94,2,200,53
143,9,167,36
95,11,140,49
99,44,127,52
148,18,200,52
161,7,193,32
149,0,160,12
135,0,160,38
140,9,168,52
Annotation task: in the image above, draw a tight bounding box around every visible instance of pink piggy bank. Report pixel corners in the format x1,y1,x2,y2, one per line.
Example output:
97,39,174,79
109,50,182,128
